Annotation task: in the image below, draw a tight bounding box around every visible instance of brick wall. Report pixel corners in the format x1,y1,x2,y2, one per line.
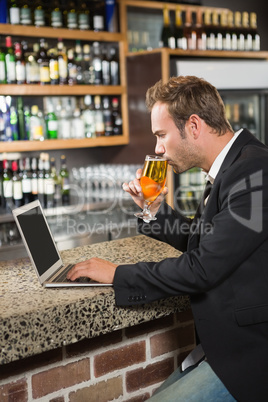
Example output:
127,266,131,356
0,310,195,402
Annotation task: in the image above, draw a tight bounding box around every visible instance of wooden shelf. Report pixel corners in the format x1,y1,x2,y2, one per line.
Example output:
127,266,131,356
0,84,125,96
0,136,129,153
127,48,268,60
0,23,124,42
118,0,229,13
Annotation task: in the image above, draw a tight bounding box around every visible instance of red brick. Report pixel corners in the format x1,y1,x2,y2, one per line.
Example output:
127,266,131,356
94,341,146,377
0,378,28,402
66,330,122,358
126,358,174,392
0,348,62,381
69,376,123,402
150,324,195,358
32,358,90,399
125,315,174,339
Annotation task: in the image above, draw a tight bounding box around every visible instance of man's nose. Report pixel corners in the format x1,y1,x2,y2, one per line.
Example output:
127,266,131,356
155,142,165,155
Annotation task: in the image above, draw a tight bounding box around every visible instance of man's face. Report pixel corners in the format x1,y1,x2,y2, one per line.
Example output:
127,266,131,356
151,102,200,174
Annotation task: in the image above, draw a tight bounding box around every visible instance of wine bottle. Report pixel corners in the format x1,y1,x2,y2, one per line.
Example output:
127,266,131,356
101,45,110,85
2,159,12,210
50,0,63,28
92,0,105,32
159,6,175,49
196,9,206,51
92,42,103,85
10,106,19,141
25,43,40,84
5,36,16,84
234,11,244,51
37,39,50,85
14,42,26,84
227,11,237,51
57,39,68,85
30,105,45,141
242,12,250,51
34,0,45,27
20,0,32,26
44,155,55,209
82,43,94,85
74,40,83,84
12,160,23,207
45,102,58,139
219,11,228,51
250,12,260,51
110,46,119,85
31,157,38,201
210,11,219,51
50,157,60,205
21,157,32,204
204,10,212,50
78,0,90,30
0,40,6,84
71,107,85,139
103,96,113,137
224,11,232,51
66,0,78,29
174,7,186,50
48,47,59,85
82,95,96,138
37,155,45,208
112,97,122,135
59,155,70,205
94,95,105,137
67,48,77,85
17,96,26,140
184,9,196,50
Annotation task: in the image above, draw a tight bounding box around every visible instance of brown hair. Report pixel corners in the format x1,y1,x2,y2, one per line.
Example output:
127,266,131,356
145,76,233,137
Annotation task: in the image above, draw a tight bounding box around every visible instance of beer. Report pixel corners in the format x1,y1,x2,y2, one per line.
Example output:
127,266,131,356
140,156,167,203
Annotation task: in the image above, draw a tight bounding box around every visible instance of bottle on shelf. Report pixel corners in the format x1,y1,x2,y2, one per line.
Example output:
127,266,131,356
71,106,85,138
34,0,46,27
43,154,55,209
37,155,45,208
50,0,63,28
30,105,45,141
21,157,32,204
94,95,105,137
50,156,61,205
232,103,241,132
24,105,31,139
0,40,6,84
9,0,20,25
101,46,110,85
17,96,26,140
78,1,90,30
92,42,103,85
14,42,26,85
25,43,40,85
184,9,197,50
110,46,119,85
74,40,83,85
103,96,113,136
31,157,38,201
159,5,175,49
92,0,105,32
174,6,187,50
226,11,237,51
112,97,122,136
210,11,219,51
57,39,68,85
66,0,78,30
82,94,96,138
20,0,32,26
2,159,13,210
48,47,59,85
196,9,206,51
37,39,50,85
219,11,228,51
12,160,23,207
250,12,260,51
10,105,19,141
242,12,250,51
57,98,72,139
59,155,70,205
67,48,77,85
234,11,244,51
105,0,117,33
45,102,58,139
246,103,257,135
5,36,16,84
82,43,94,85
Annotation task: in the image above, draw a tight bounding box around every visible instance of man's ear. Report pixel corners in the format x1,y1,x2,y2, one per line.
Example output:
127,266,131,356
187,114,201,139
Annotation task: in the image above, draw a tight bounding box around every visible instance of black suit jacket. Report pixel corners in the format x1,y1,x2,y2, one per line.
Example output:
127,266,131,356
114,129,268,401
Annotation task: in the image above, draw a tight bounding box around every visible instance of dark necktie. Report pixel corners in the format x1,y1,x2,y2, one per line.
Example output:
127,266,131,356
195,181,212,219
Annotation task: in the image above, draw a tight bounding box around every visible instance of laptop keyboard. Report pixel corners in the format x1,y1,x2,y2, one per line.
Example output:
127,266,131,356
53,264,94,284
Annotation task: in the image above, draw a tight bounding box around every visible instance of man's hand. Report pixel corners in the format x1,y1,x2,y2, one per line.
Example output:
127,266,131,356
122,168,168,215
67,257,117,284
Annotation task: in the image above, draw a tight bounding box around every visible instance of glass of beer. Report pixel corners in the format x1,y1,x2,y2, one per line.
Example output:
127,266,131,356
135,155,167,223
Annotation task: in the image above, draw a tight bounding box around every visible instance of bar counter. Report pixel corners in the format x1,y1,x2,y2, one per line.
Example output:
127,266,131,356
0,235,190,366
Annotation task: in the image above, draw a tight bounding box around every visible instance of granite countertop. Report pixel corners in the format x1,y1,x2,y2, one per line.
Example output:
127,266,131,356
0,235,190,365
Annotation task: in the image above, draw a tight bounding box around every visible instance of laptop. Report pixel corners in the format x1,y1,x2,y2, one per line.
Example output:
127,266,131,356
12,200,112,288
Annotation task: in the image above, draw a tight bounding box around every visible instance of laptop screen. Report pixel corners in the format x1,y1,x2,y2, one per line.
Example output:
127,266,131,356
16,205,60,275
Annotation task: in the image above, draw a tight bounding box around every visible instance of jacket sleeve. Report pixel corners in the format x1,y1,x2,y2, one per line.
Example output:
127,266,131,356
113,156,268,306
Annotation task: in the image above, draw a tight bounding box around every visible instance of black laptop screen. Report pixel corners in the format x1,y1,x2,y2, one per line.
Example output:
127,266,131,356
17,206,60,275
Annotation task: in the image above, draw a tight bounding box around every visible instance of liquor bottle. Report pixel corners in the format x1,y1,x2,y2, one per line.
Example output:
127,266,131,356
2,159,13,210
82,94,96,138
71,107,85,138
59,155,70,205
17,96,26,140
43,155,55,209
103,96,113,136
223,11,232,51
204,10,212,50
234,12,244,51
250,13,260,51
159,6,175,49
24,105,31,139
50,0,63,28
226,11,237,51
94,95,105,136
105,0,117,32
0,40,6,83
5,36,16,84
9,0,20,25
78,1,90,30
101,46,110,85
37,155,45,208
45,102,58,139
30,105,45,141
174,6,187,50
12,160,23,207
0,97,5,141
196,9,206,51
92,0,105,32
21,157,32,204
242,12,250,51
25,43,40,84
74,40,83,84
31,157,38,200
110,46,119,85
92,42,103,85
82,44,94,85
20,0,32,26
10,106,19,141
34,0,45,27
210,11,219,51
58,98,72,139
66,0,78,29
67,48,77,85
112,97,122,135
184,9,196,50
37,39,50,85
50,157,60,205
14,42,26,84
219,11,228,51
57,39,68,85
48,47,59,85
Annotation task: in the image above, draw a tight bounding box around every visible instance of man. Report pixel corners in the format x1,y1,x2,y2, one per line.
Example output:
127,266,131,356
67,76,268,401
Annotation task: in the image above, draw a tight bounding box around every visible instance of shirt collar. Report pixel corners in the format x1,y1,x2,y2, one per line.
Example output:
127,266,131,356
205,129,243,184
